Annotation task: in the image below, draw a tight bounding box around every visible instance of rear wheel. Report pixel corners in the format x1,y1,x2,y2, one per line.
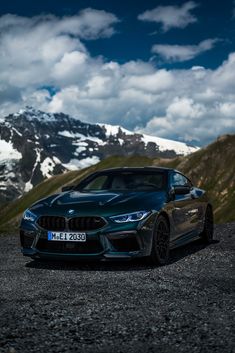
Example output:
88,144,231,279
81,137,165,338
200,206,214,244
148,215,170,265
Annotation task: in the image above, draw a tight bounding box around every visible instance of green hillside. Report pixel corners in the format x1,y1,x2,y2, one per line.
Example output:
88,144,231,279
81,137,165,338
175,134,235,223
0,134,234,231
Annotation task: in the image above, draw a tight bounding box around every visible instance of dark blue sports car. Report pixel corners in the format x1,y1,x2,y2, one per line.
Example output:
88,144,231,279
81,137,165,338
20,167,214,265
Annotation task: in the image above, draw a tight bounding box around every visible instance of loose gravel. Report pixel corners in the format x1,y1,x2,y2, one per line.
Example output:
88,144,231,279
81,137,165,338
0,223,234,353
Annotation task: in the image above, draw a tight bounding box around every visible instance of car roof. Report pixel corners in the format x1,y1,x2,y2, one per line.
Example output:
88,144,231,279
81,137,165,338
96,166,175,173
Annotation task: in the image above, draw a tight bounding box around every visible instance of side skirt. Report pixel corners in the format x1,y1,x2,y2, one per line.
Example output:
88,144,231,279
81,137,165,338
170,230,200,250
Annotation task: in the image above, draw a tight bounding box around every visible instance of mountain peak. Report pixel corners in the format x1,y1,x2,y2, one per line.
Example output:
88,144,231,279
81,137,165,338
22,105,36,113
0,107,199,203
13,106,57,122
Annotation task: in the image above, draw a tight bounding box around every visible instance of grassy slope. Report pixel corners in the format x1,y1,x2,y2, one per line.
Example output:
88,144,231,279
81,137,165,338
175,134,235,223
0,135,234,230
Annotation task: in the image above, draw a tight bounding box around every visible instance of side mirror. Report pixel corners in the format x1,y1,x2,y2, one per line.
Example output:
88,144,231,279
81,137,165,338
61,185,75,192
174,185,191,195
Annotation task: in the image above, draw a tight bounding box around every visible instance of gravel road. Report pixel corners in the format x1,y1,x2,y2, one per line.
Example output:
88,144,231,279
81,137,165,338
0,223,234,353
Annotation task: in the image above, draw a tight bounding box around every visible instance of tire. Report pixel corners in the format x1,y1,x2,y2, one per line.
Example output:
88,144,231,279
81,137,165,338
148,215,170,265
200,206,214,244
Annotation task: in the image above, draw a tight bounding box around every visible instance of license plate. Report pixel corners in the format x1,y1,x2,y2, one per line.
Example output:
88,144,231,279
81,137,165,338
48,231,86,242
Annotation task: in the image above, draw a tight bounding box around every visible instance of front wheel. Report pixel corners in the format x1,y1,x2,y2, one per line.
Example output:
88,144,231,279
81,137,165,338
148,215,170,266
200,206,214,244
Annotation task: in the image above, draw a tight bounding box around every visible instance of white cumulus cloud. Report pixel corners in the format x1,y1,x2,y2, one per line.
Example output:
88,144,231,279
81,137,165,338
167,97,205,119
0,13,234,145
138,1,198,32
152,39,219,62
125,70,174,93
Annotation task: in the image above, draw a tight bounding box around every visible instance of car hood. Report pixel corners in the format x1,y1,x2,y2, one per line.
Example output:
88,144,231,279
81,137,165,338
30,190,166,216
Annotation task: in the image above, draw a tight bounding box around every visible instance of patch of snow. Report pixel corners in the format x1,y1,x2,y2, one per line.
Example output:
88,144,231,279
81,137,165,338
12,127,22,136
59,130,106,146
75,146,87,154
72,141,88,147
24,181,33,192
98,123,133,136
141,134,199,155
58,131,88,139
6,172,16,178
40,157,57,178
0,140,22,161
0,160,18,190
58,130,78,138
63,156,100,171
24,147,41,190
15,107,56,122
52,156,61,164
0,159,16,170
87,136,105,145
98,122,198,155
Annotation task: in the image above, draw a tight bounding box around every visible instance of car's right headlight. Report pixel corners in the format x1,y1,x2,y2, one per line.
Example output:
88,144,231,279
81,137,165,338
110,210,150,223
23,209,37,222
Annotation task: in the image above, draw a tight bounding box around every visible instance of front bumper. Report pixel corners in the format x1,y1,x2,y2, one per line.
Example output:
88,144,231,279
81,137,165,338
20,215,156,260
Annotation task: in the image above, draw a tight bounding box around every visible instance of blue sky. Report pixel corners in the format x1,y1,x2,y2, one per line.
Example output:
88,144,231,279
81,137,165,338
0,0,235,145
1,0,234,68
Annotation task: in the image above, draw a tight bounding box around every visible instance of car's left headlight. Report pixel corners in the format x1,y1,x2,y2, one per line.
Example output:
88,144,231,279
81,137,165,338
110,210,150,223
23,209,37,222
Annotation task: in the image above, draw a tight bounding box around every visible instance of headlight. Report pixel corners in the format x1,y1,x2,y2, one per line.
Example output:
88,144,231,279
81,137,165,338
110,210,150,223
23,209,37,222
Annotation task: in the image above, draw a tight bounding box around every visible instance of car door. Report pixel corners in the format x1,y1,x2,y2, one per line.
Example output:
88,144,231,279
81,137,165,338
169,171,199,240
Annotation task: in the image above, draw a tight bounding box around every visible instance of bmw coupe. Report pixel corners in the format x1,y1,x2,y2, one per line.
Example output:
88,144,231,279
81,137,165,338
20,167,214,265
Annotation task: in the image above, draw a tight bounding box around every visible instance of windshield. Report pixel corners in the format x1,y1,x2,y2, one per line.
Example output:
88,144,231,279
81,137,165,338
77,171,166,192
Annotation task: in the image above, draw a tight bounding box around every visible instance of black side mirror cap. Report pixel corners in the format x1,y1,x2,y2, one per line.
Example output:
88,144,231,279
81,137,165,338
174,185,191,195
61,185,75,192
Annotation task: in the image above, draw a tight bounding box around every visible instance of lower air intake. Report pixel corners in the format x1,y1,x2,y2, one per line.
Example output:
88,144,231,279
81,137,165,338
36,238,103,254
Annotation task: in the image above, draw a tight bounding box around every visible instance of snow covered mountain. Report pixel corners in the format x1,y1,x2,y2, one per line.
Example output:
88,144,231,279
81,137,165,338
0,106,198,203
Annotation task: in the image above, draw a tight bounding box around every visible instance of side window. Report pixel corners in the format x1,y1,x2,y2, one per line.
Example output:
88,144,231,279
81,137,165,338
170,172,190,187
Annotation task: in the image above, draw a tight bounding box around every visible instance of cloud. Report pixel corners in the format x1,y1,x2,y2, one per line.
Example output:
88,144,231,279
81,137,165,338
0,9,119,47
167,97,205,119
219,102,235,117
138,1,198,32
0,10,118,89
138,59,235,142
151,39,219,62
211,52,235,91
0,13,235,145
57,8,120,39
124,70,174,93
